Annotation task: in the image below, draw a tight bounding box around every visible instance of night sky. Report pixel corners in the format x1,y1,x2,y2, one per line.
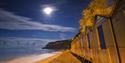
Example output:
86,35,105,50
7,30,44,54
0,0,90,41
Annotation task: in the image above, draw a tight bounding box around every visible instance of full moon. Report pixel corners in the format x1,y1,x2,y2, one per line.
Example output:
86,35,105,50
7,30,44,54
43,7,53,15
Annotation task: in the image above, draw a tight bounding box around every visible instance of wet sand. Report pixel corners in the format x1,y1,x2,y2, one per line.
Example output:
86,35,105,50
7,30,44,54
0,52,61,63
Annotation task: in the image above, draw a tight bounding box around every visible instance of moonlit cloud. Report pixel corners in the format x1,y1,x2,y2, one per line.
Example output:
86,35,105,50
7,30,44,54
0,37,58,42
59,33,67,40
0,8,76,32
0,37,59,47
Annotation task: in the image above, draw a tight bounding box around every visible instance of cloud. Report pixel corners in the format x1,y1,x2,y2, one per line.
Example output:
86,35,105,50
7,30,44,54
59,33,67,40
0,8,76,32
0,37,58,42
0,37,59,47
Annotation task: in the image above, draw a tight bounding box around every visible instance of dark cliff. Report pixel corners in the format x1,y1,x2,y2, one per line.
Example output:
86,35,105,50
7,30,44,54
43,39,72,50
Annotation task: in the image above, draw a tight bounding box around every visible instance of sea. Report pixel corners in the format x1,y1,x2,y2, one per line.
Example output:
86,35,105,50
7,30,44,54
0,38,56,61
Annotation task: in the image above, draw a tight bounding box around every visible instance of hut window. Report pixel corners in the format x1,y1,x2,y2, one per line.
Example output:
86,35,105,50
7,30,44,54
98,25,106,49
87,32,91,49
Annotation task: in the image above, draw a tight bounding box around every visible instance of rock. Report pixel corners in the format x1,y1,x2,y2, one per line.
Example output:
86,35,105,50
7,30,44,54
42,39,72,50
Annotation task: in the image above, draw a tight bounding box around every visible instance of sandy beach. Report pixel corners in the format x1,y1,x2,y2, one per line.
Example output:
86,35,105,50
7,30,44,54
0,52,61,63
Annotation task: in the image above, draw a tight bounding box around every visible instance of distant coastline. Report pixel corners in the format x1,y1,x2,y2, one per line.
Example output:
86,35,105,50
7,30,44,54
43,39,71,50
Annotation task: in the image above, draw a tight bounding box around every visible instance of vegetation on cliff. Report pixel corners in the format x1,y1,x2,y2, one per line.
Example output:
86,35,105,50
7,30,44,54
43,39,72,50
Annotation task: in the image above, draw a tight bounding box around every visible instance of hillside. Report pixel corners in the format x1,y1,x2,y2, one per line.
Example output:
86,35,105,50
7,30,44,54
43,39,72,50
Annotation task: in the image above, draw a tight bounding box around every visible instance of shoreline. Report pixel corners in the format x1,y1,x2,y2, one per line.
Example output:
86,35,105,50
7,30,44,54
0,51,62,63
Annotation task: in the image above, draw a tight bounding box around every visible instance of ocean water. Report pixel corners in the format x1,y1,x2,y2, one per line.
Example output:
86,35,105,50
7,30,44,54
0,39,56,61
